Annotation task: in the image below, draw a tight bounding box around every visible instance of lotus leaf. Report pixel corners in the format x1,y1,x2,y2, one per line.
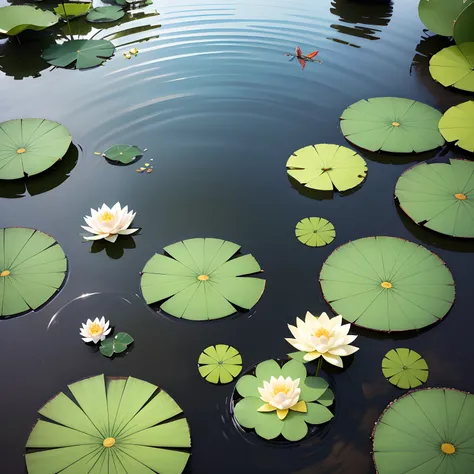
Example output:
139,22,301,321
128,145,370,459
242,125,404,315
340,97,444,153
438,100,474,152
320,236,455,331
381,348,428,389
0,6,58,36
87,6,125,23
25,375,191,474
53,2,91,19
198,344,242,384
99,332,134,357
103,144,144,164
454,2,474,46
295,217,336,247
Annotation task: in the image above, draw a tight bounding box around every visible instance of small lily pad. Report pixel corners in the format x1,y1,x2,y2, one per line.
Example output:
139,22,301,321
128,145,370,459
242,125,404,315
438,100,474,152
454,2,474,46
102,144,144,164
42,39,115,70
99,332,134,357
382,348,428,389
0,6,58,36
295,217,335,247
86,6,125,23
198,344,242,384
286,144,367,192
53,2,91,19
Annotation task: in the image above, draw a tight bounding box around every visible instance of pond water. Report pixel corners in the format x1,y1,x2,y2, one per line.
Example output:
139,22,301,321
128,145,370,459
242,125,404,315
1,0,473,472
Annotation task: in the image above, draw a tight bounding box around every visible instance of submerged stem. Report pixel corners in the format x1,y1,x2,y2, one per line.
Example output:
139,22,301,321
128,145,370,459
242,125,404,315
61,0,73,40
315,357,323,377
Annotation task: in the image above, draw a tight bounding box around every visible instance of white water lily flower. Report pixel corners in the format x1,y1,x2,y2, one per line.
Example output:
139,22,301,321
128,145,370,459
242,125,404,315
82,202,138,243
286,311,359,368
257,376,307,420
80,317,111,344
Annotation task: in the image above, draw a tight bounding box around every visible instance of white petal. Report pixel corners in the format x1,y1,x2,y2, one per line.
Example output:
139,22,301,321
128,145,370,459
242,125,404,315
304,311,316,324
328,315,343,330
342,334,358,345
303,352,321,361
82,337,93,342
118,228,138,235
105,234,119,243
285,338,314,352
328,345,359,356
103,328,112,336
322,353,343,368
111,202,121,213
318,312,330,326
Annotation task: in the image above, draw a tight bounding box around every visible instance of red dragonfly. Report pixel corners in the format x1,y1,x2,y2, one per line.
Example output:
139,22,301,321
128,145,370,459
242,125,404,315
286,46,322,70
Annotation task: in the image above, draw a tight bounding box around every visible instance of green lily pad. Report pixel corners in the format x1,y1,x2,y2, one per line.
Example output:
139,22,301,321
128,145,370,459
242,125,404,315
382,348,429,389
439,100,474,152
102,144,145,164
373,388,474,473
198,344,242,384
0,228,67,318
429,43,474,92
53,2,91,19
42,39,115,70
0,6,58,36
99,332,134,357
319,236,455,332
454,2,474,46
286,144,367,192
395,159,474,238
295,217,336,247
234,359,334,441
87,6,125,23
25,374,191,474
141,238,265,321
418,0,474,37
0,118,72,180
340,97,444,153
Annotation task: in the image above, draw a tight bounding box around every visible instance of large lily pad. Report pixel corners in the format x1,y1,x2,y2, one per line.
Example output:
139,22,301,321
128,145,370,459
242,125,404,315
0,6,58,36
382,348,428,389
0,119,72,180
286,144,367,192
198,344,242,384
25,375,191,474
234,359,334,441
141,238,265,320
295,217,336,247
372,388,474,473
418,0,474,37
429,43,474,92
0,228,67,318
87,6,125,23
53,2,91,19
438,100,474,152
454,2,474,46
340,97,444,153
42,39,115,70
319,236,455,332
395,159,474,238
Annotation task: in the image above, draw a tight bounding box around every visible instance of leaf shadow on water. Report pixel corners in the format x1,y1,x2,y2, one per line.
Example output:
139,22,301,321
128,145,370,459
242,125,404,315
0,144,79,199
90,234,137,259
359,148,442,166
287,175,365,200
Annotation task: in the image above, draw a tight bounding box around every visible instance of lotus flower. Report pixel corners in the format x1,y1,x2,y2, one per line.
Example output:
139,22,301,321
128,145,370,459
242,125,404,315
80,317,111,344
286,311,359,367
257,376,307,420
82,203,138,243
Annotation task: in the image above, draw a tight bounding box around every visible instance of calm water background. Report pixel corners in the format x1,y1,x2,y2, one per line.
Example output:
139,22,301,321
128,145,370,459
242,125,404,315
1,0,473,472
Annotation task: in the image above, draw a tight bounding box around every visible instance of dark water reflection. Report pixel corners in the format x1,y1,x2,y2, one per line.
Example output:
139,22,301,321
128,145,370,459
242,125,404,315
1,0,474,473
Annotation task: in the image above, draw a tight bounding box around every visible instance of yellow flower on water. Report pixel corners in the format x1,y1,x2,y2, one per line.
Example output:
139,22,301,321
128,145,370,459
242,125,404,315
130,48,139,55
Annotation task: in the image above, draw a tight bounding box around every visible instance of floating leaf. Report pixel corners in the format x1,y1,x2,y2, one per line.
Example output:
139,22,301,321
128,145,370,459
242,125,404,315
234,359,334,441
373,388,474,473
0,228,67,318
295,217,335,247
0,119,72,180
86,5,125,23
102,144,144,164
99,332,134,357
320,236,455,332
25,375,191,474
395,159,474,238
53,2,91,19
429,43,474,92
141,238,265,321
381,348,428,389
42,39,115,70
340,97,444,153
286,144,367,192
438,100,474,152
418,0,474,37
454,2,474,45
198,344,242,384
0,6,58,36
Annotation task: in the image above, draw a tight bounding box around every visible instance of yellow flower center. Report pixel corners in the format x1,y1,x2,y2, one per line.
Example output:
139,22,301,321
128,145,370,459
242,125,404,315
197,274,209,281
455,193,467,201
103,437,115,448
88,322,103,336
17,148,26,154
381,281,392,289
0,270,10,277
273,384,291,396
441,443,455,455
392,122,400,127
314,327,330,338
100,211,114,221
